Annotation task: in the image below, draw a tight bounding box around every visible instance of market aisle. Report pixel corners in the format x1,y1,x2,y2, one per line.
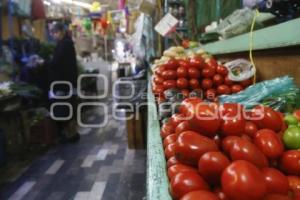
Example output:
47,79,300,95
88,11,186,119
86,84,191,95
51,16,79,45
0,106,146,200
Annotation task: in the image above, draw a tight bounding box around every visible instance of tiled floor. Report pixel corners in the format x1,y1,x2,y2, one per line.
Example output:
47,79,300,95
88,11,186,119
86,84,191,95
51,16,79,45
0,107,147,200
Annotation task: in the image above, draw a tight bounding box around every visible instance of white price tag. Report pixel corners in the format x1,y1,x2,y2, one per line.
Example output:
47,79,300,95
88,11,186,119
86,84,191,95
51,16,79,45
154,13,178,37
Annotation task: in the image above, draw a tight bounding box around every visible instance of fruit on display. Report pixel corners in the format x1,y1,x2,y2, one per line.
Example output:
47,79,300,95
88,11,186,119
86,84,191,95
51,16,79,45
158,97,300,199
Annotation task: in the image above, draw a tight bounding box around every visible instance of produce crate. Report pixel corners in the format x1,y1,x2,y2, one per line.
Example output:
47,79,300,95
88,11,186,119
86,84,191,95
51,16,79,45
147,80,172,200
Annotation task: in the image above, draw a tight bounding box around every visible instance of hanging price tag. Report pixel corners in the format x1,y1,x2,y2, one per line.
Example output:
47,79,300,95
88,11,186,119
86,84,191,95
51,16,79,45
154,13,178,37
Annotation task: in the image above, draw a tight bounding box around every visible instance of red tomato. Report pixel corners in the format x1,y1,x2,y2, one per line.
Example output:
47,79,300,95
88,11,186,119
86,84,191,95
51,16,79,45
170,171,209,200
181,190,219,200
281,150,300,176
224,76,234,86
221,160,267,200
175,131,219,166
216,65,228,76
188,67,201,79
181,89,189,98
152,84,164,95
157,95,166,104
177,78,189,89
202,68,215,78
177,67,188,78
155,65,166,76
222,136,241,154
222,117,246,136
254,129,284,159
214,188,229,200
263,194,291,200
201,79,213,90
163,80,177,90
231,84,244,93
175,121,191,137
153,75,164,85
179,59,190,69
190,57,204,69
162,70,177,80
205,89,217,100
230,137,269,168
251,106,283,132
240,78,253,88
287,176,300,193
213,74,224,86
165,143,176,159
262,167,289,195
219,103,243,117
167,164,198,180
189,79,200,89
213,134,222,149
198,151,230,185
179,97,202,115
217,85,231,95
294,109,300,121
205,58,218,69
245,121,258,137
165,58,179,70
167,156,181,168
160,123,174,139
163,134,178,148
171,113,186,128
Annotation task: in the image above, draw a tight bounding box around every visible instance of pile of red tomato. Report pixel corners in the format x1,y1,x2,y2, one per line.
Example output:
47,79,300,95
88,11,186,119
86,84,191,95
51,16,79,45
152,57,253,103
161,97,300,200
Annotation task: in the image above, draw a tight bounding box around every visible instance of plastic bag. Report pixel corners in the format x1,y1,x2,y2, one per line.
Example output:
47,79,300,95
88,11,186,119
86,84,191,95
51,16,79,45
224,59,256,81
219,76,297,109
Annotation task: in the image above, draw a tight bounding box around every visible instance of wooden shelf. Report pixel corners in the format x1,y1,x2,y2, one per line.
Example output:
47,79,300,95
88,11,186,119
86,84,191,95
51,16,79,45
147,79,172,200
202,17,300,55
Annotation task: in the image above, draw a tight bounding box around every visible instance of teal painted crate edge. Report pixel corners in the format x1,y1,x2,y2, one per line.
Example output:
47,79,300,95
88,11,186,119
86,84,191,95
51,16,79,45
147,80,172,200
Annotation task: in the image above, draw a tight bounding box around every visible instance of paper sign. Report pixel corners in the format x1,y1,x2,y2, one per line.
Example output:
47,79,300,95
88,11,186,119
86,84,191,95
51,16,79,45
154,13,178,37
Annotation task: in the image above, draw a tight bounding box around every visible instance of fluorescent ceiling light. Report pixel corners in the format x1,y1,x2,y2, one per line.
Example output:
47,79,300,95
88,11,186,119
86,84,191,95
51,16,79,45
43,0,51,6
50,0,92,9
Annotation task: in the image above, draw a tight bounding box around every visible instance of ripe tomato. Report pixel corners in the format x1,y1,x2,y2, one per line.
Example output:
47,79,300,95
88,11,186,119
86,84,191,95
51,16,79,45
217,85,231,95
170,113,186,128
160,123,174,139
162,70,177,80
188,67,201,79
202,68,215,78
240,78,253,88
163,134,177,148
189,103,221,137
224,76,234,86
205,89,217,100
221,160,267,200
294,109,300,121
155,65,166,76
153,75,164,85
251,106,283,132
205,58,218,69
281,150,300,176
177,78,189,89
179,59,190,69
190,57,204,69
230,137,269,168
244,121,258,137
175,121,191,137
163,80,177,90
222,136,241,154
167,164,198,180
152,84,164,95
216,65,228,76
263,194,291,200
213,134,222,149
165,143,176,159
287,176,300,193
214,188,229,200
201,79,213,90
170,171,209,200
175,131,219,166
165,58,179,70
262,167,289,195
157,95,166,104
213,74,224,86
181,190,219,200
179,97,202,116
222,117,246,136
177,66,188,78
231,84,243,93
167,156,180,168
198,151,230,185
189,79,200,89
254,129,284,159
181,89,190,98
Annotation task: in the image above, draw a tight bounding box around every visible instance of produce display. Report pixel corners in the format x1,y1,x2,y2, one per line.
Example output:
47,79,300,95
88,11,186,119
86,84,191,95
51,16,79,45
152,47,254,104
159,98,300,200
